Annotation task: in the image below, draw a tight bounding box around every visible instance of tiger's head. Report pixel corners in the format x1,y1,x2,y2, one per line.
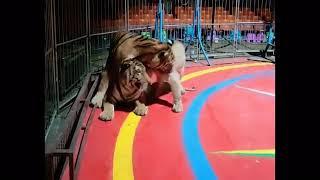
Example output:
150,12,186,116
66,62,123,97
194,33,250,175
147,48,174,73
119,59,149,92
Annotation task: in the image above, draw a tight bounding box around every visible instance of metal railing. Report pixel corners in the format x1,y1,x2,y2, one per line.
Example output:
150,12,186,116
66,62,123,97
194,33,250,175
45,73,99,180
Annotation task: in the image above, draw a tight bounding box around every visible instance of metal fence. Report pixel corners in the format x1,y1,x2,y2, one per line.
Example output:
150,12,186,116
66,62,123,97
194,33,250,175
45,0,90,132
45,0,274,179
45,0,58,131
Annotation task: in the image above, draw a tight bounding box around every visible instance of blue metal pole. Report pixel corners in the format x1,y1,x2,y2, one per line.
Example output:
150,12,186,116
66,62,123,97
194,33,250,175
159,0,163,42
195,0,211,65
155,0,164,42
155,11,158,38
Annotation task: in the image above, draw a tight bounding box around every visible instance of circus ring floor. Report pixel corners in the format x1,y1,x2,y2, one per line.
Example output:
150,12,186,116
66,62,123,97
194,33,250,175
62,60,275,180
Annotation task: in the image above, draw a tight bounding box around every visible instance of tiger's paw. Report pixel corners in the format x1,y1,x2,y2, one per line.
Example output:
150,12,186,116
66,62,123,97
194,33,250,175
172,101,183,113
91,92,104,108
181,88,186,95
99,109,114,121
133,104,148,116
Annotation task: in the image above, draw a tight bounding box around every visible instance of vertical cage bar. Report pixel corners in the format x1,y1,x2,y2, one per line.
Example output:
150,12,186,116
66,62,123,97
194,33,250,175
234,0,239,57
86,0,91,72
125,0,129,31
68,153,74,180
46,154,54,180
51,0,59,109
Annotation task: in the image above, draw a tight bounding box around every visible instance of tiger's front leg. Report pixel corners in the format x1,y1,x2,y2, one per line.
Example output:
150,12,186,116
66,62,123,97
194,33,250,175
91,70,109,108
133,94,148,116
168,71,184,113
99,101,115,121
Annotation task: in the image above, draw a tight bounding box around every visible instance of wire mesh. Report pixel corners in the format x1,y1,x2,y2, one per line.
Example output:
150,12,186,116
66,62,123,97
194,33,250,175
55,0,89,102
57,39,87,101
234,0,274,55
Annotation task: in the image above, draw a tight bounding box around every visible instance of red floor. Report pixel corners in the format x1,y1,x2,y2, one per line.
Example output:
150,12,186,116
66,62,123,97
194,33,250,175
62,61,275,180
